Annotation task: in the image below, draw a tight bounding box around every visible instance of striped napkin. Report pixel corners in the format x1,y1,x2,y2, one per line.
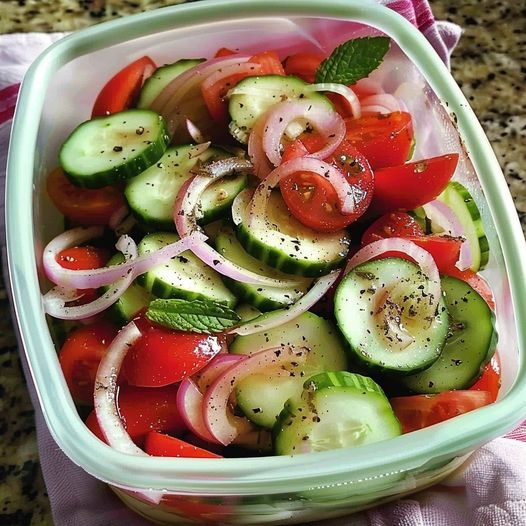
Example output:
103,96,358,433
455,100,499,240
1,2,525,525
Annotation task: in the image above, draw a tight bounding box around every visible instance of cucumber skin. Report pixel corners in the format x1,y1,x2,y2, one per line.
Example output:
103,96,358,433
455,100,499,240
235,222,347,278
60,112,170,189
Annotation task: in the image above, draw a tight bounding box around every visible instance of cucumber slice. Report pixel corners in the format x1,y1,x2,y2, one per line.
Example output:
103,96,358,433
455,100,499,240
273,372,401,455
436,181,489,271
215,226,311,311
137,232,237,308
231,312,348,428
235,190,350,277
102,253,153,325
334,258,449,374
235,303,262,322
402,276,497,393
228,75,333,143
124,145,247,229
137,59,204,109
60,109,169,188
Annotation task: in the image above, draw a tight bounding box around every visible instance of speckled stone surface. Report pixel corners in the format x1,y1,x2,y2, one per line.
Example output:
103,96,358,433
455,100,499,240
0,1,524,525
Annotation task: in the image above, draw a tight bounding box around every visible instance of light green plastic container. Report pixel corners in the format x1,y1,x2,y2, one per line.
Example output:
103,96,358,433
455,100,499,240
6,0,526,524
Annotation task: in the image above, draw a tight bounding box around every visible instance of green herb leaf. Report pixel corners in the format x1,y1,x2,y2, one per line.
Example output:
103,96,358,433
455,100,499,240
315,37,390,85
146,298,241,334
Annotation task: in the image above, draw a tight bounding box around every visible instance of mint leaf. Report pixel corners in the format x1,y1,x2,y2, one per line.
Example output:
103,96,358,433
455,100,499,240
146,298,240,334
315,37,390,85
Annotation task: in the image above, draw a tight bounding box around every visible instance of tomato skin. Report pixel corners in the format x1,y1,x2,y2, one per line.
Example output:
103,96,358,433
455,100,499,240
214,47,237,57
283,52,324,83
469,353,500,402
123,320,223,387
281,138,374,232
47,167,126,226
144,431,221,458
390,390,493,434
56,246,110,271
344,112,414,170
91,56,156,117
85,384,186,447
361,212,424,245
371,153,459,213
59,321,118,405
249,50,286,75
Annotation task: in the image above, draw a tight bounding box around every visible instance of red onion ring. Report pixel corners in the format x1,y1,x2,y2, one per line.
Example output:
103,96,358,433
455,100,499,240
201,62,261,94
186,118,206,143
203,346,309,445
247,157,358,230
229,270,340,336
353,78,385,97
423,200,472,271
262,100,345,167
248,112,274,180
196,353,245,393
43,228,206,289
303,83,361,119
361,94,401,115
94,321,145,455
344,237,441,309
108,204,129,231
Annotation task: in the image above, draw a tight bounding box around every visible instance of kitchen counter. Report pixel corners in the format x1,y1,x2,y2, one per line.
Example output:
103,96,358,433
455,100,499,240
0,1,524,524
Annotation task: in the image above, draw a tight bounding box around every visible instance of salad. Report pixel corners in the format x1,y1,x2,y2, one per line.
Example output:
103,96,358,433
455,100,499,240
42,36,499,460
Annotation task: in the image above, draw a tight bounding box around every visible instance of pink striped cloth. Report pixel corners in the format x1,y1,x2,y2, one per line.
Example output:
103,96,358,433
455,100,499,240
1,2,526,526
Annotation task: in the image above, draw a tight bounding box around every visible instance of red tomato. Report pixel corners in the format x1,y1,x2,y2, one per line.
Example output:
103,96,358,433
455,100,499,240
92,56,156,117
361,212,425,245
123,320,223,387
144,431,221,458
371,153,459,214
283,52,324,83
56,246,109,271
47,167,126,226
214,47,237,57
202,50,285,122
85,384,186,447
344,112,414,170
469,353,501,402
59,321,118,405
280,138,374,232
390,390,493,434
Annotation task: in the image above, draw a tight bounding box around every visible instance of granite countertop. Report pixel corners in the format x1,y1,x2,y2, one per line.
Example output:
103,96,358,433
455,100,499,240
0,1,525,525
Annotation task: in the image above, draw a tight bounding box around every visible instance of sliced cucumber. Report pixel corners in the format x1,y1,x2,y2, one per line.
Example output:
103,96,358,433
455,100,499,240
235,303,262,322
334,258,449,374
137,232,237,308
124,144,247,229
408,207,432,234
228,75,333,143
436,181,489,271
273,371,402,455
60,109,169,188
102,253,153,325
235,190,350,277
231,312,348,428
402,276,497,393
137,59,204,109
215,225,311,311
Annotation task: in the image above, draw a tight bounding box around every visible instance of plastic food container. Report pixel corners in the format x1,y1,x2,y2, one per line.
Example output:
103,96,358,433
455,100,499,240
6,0,526,524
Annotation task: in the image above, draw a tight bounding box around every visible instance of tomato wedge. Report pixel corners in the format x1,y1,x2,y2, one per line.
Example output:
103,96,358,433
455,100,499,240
281,137,374,232
47,167,126,226
283,52,324,83
92,56,156,117
85,384,186,447
390,390,493,434
344,112,414,170
59,321,118,405
214,47,237,57
371,153,459,214
144,431,221,458
469,353,501,402
361,211,425,245
123,318,223,387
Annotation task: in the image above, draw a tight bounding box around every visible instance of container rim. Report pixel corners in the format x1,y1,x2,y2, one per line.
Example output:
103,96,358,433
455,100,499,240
6,0,526,494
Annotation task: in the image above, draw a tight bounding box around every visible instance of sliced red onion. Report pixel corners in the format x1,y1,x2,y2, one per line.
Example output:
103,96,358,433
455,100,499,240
303,83,361,119
231,188,252,226
94,321,145,455
230,270,340,336
353,78,385,96
248,112,274,180
186,118,206,143
43,229,206,289
247,157,358,230
108,204,129,231
196,353,245,393
203,346,309,445
344,237,441,308
423,200,472,271
113,214,137,237
262,100,345,167
361,94,401,115
201,62,261,94
174,159,303,289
